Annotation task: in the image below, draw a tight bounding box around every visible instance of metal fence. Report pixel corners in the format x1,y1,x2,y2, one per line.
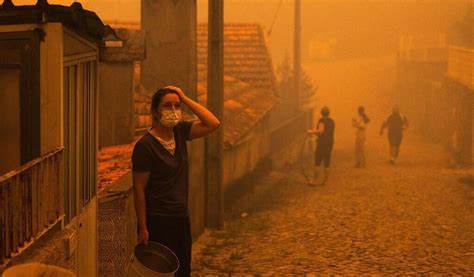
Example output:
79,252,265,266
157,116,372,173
448,46,474,90
398,35,448,63
271,110,310,153
0,148,64,264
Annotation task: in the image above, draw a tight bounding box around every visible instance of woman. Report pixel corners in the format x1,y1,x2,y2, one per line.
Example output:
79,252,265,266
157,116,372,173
352,106,370,168
307,106,335,186
132,86,220,277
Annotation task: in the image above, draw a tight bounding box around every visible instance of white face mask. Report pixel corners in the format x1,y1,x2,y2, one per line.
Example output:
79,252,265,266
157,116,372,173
159,109,181,127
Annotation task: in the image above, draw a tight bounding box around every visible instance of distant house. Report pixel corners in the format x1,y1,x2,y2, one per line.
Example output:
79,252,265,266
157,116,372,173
396,36,473,165
197,23,277,94
197,76,277,186
396,35,448,135
445,46,473,164
198,24,316,169
0,1,112,275
196,23,278,186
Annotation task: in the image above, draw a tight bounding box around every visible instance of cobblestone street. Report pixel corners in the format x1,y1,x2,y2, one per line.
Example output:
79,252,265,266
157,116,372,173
192,131,474,275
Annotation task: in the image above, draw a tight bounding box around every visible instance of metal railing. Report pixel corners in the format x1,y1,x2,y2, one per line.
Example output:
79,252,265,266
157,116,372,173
271,110,310,153
0,148,64,265
398,35,448,63
448,46,474,90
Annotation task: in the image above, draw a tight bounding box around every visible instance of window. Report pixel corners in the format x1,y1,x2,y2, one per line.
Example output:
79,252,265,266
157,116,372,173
63,59,97,223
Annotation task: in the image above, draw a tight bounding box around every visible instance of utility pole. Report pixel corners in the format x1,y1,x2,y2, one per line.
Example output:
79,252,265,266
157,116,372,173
206,0,224,229
294,0,301,111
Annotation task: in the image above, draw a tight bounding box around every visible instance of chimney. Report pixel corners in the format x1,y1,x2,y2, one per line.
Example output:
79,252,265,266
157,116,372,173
140,0,197,100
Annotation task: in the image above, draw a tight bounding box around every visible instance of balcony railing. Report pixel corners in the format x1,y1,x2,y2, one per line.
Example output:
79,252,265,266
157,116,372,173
0,148,64,265
448,46,474,90
398,35,448,63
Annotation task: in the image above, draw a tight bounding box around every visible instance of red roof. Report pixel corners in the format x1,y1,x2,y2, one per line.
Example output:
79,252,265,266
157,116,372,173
197,23,277,94
198,75,277,148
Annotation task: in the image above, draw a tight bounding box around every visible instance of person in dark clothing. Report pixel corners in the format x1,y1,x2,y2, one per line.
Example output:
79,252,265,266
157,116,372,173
132,86,220,277
308,106,335,186
380,105,408,164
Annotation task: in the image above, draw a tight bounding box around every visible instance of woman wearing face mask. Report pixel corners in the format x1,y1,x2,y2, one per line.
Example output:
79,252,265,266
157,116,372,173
132,86,220,277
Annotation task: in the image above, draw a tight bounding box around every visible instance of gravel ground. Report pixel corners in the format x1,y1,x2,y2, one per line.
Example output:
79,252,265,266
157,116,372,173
191,132,474,275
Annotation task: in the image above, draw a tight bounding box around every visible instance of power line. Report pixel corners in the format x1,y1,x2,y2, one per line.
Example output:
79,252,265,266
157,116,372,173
267,0,283,37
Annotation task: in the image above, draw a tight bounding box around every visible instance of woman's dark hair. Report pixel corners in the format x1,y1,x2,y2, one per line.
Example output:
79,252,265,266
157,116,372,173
358,106,370,124
150,87,181,126
321,106,330,117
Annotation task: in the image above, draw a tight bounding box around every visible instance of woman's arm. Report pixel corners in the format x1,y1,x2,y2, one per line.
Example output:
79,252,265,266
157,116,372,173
380,120,387,135
166,86,220,139
308,121,325,135
133,171,150,244
352,118,358,128
402,115,409,130
316,122,325,135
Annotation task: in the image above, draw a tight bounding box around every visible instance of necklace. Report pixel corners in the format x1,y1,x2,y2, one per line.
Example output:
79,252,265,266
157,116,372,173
149,129,176,155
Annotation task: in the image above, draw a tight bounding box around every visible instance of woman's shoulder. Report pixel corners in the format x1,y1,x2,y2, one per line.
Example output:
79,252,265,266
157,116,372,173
322,117,335,124
134,132,154,149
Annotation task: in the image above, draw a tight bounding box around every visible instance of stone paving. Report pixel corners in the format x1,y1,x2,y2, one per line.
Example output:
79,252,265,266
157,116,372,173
98,143,134,190
191,132,474,275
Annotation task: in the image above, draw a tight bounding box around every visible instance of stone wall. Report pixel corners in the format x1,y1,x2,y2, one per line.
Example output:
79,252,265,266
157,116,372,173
223,118,271,188
98,173,136,277
99,62,135,147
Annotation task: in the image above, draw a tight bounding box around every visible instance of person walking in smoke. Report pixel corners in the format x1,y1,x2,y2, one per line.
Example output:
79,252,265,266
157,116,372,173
132,86,220,277
307,106,335,186
352,106,370,168
380,105,408,164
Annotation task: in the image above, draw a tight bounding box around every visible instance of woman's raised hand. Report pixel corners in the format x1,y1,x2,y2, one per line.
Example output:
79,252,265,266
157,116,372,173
164,85,187,101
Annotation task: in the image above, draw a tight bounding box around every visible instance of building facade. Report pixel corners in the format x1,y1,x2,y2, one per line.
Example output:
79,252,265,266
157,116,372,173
0,1,112,275
396,36,473,165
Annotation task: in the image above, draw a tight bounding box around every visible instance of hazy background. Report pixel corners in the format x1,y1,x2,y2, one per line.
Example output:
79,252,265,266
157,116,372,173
14,0,472,144
14,0,471,66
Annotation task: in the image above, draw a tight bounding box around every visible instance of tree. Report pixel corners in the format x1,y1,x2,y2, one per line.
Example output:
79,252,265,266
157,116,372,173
276,53,317,100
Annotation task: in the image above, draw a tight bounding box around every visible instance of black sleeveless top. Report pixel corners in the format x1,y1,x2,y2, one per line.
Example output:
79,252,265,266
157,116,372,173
386,114,406,137
317,117,335,147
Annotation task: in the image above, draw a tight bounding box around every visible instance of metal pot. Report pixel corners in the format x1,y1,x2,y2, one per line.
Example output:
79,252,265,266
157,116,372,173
125,241,179,277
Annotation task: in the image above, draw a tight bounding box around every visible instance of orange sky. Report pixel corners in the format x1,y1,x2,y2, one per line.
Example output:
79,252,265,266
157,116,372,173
13,0,472,65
